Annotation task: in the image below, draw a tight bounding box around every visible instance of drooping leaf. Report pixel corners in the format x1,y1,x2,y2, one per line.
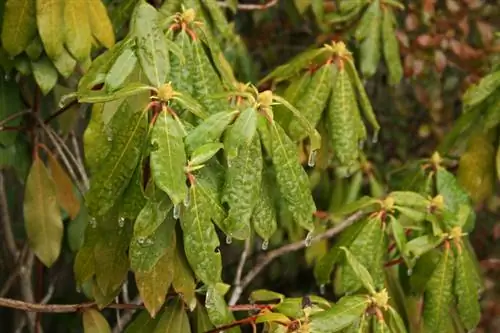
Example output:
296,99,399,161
83,103,112,174
404,235,445,258
85,102,148,217
31,57,58,95
409,249,442,294
222,135,262,239
124,309,162,333
309,295,370,332
1,0,37,57
358,0,382,78
340,247,376,295
52,48,77,78
206,283,241,333
172,244,197,310
47,153,80,219
105,47,138,92
251,171,278,243
88,0,115,49
150,112,187,206
153,297,191,333
133,188,173,239
387,306,408,333
82,309,111,333
64,0,92,61
462,70,500,108
194,300,215,333
36,0,64,59
436,168,470,214
24,156,63,267
78,82,153,103
189,143,223,167
224,107,257,161
381,7,403,85
120,163,147,220
180,184,222,285
131,1,169,86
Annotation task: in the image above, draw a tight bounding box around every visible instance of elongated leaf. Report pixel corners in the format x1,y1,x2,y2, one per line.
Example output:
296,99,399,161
124,310,162,333
133,189,173,239
423,244,455,332
267,122,315,231
436,167,470,214
131,1,168,86
85,103,148,217
150,112,187,205
83,309,111,333
289,64,333,140
390,191,429,209
1,0,37,57
194,300,215,333
136,249,174,317
32,57,58,95
409,249,442,294
47,153,80,219
358,0,381,78
382,7,403,85
222,135,262,239
251,172,278,242
387,306,408,333
454,242,480,330
88,0,115,49
83,103,112,174
78,82,152,103
190,143,223,167
463,70,500,107
224,107,257,161
153,297,191,333
340,247,376,294
195,167,228,233
404,235,445,258
105,47,138,92
180,185,222,285
24,156,63,267
53,48,77,78
309,295,370,332
206,283,241,333
36,0,64,59
172,245,197,310
130,216,176,273
120,163,147,220
64,0,92,61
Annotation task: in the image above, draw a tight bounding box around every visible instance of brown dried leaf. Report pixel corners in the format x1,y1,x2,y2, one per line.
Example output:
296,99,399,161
47,153,80,219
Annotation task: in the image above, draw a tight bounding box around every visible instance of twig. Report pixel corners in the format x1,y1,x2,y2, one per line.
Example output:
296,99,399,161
17,251,36,333
70,132,89,188
0,172,19,258
0,110,30,129
0,298,144,313
111,296,142,333
217,0,279,11
231,211,364,304
0,245,29,297
229,238,252,306
43,100,78,125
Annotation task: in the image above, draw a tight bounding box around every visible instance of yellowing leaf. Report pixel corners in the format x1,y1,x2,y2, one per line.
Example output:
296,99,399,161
88,0,115,49
64,0,92,61
36,0,64,59
31,57,58,95
83,309,111,333
1,0,37,57
172,245,197,310
47,154,80,219
23,156,63,267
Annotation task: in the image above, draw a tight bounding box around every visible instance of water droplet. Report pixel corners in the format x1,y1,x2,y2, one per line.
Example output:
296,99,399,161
225,235,232,244
137,237,145,245
307,150,317,167
173,205,180,219
183,192,190,207
214,246,220,253
372,132,379,144
319,284,326,295
305,231,314,247
118,217,125,227
407,268,413,276
261,240,269,250
4,73,10,81
145,238,153,246
76,286,81,293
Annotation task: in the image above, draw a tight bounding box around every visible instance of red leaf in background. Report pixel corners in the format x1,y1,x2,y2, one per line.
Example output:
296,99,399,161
405,13,419,31
434,50,447,73
477,21,494,45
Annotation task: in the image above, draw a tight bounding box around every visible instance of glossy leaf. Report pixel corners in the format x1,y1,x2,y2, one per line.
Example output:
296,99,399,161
131,1,169,86
251,172,278,242
47,153,80,219
340,247,376,295
133,189,173,239
405,235,445,258
267,122,315,231
105,47,138,92
224,107,257,161
206,283,240,333
36,0,64,59
309,295,370,332
150,112,187,206
249,289,285,304
172,244,197,310
153,297,191,333
88,0,115,49
180,184,222,285
222,135,262,239
120,164,147,220
382,7,403,85
1,0,37,57
83,309,111,333
387,306,408,333
24,156,63,267
185,111,238,153
82,103,112,174
423,244,455,332
64,0,92,61
53,48,77,78
189,143,223,167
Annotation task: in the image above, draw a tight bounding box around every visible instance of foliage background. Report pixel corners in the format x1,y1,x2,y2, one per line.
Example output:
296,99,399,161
0,0,499,332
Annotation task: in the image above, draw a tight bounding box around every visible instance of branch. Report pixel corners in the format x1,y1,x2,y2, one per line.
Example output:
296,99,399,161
0,110,30,129
0,298,144,313
0,172,18,259
229,238,252,306
231,211,364,304
218,0,279,11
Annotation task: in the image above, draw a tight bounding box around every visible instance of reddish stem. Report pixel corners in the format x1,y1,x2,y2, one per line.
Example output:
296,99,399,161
384,257,404,267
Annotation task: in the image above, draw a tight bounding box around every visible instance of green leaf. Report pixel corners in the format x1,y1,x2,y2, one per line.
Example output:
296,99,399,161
409,249,442,294
131,1,169,87
130,216,176,273
309,295,370,332
358,0,382,78
194,300,215,333
172,93,209,119
382,7,403,85
206,283,241,333
88,0,115,49
32,57,58,95
288,63,333,141
24,156,63,267
180,185,222,285
85,102,148,217
136,249,175,317
78,82,153,103
124,310,162,333
436,167,470,215
105,47,138,92
222,135,263,239
387,306,408,333
224,107,257,161
251,171,278,242
454,242,480,330
36,0,64,59
64,0,92,61
404,235,444,258
83,309,111,333
389,191,430,209
67,206,90,252
462,70,500,108
1,0,37,57
26,35,43,60
266,122,316,231
423,244,455,332
120,163,147,220
133,189,173,239
153,297,191,333
82,103,112,174
53,48,77,78
340,247,376,295
194,166,228,230
150,112,187,206
172,244,197,310
189,143,223,167
249,289,285,304
390,216,407,257
333,196,379,217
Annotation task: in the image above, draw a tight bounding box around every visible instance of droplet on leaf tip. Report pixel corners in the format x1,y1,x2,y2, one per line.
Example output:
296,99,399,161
307,150,317,167
305,231,314,247
137,237,145,245
407,268,413,276
173,204,180,219
261,240,269,251
319,284,326,295
372,132,379,144
225,235,232,245
118,217,125,227
183,192,190,207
